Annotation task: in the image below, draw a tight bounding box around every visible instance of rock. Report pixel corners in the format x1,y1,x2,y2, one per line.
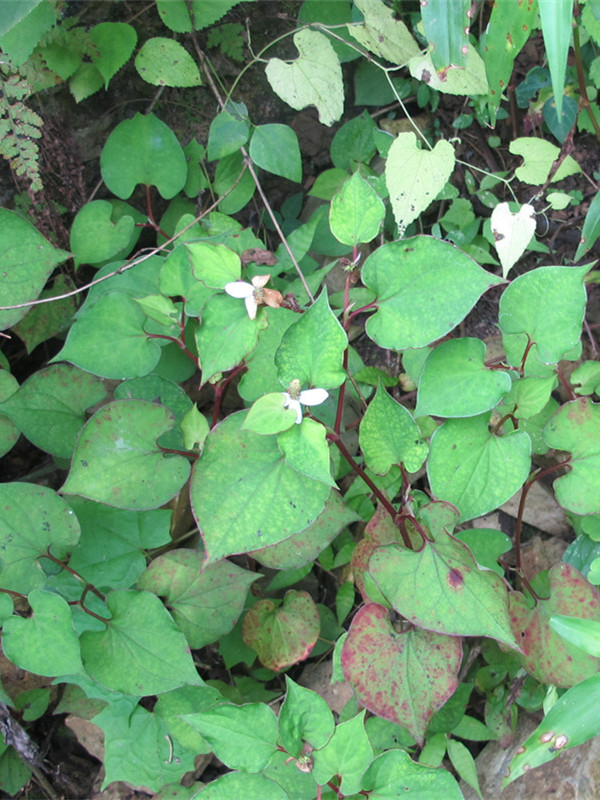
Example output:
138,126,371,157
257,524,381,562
460,712,600,799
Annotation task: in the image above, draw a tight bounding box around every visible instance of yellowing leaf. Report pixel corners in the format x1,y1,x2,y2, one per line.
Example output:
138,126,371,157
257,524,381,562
348,0,420,64
509,137,581,184
491,202,536,278
265,30,343,126
385,133,455,233
408,45,488,95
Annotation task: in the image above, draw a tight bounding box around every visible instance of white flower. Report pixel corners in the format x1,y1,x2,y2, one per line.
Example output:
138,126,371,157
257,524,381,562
283,379,329,424
224,274,281,320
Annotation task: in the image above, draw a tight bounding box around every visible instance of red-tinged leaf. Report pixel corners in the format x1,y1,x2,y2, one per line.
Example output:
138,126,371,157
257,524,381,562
351,503,402,603
368,503,518,649
509,562,600,687
242,590,320,671
341,603,462,744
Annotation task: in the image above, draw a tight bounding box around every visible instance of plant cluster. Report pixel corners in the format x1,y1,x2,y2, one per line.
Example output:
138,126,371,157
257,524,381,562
3,1,600,798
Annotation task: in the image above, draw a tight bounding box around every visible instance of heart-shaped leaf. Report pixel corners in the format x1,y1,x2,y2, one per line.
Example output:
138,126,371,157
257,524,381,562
329,170,385,246
341,603,462,744
362,749,464,799
0,208,69,331
543,397,600,514
191,411,330,564
54,292,163,380
0,483,80,593
369,503,518,648
242,590,320,671
184,703,278,772
62,399,191,510
275,290,347,389
509,563,600,686
137,549,259,648
80,589,202,695
427,413,531,521
279,677,335,757
385,134,455,233
415,338,511,418
499,264,590,366
362,236,504,350
265,29,343,126
491,202,536,278
3,589,83,676
0,364,106,459
69,200,137,268
360,382,428,474
100,112,187,199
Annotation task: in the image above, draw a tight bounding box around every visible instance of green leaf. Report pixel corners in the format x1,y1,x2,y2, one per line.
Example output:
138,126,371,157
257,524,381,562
509,563,600,687
181,404,210,450
90,22,137,88
369,507,518,648
550,614,600,656
499,265,590,367
572,361,600,396
0,0,45,37
454,529,512,577
421,0,470,69
543,397,600,514
385,134,455,233
249,124,302,182
12,274,76,355
348,0,420,63
501,376,556,419
447,738,482,799
207,110,249,160
362,236,504,350
80,589,202,695
279,676,335,757
192,0,243,30
509,137,581,184
362,748,464,800
329,171,385,246
187,241,242,289
66,497,171,591
3,589,83,676
504,673,600,787
155,684,221,755
275,290,347,389
62,400,191,510
312,711,373,795
95,700,196,791
0,483,80,593
214,150,256,214
427,413,531,521
242,590,320,671
135,37,202,87
243,392,297,435
483,0,535,124
252,490,360,570
0,0,56,66
191,411,330,564
0,370,18,458
100,112,187,199
70,200,137,268
180,772,289,800
195,293,266,382
138,549,258,648
277,418,336,487
360,382,428,474
0,364,106,459
53,293,163,380
265,29,344,127
238,308,298,402
156,0,192,32
0,208,69,331
538,0,573,118
184,703,278,772
69,62,105,103
415,338,511,418
330,111,377,170
341,603,462,744
576,188,600,260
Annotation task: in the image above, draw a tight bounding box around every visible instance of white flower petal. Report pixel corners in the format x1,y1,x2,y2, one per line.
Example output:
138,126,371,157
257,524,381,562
224,281,254,299
251,274,270,289
283,393,303,424
299,388,328,407
244,295,258,320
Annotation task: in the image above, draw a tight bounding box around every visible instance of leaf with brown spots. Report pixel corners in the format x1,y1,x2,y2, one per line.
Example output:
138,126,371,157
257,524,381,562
509,562,600,687
341,603,461,744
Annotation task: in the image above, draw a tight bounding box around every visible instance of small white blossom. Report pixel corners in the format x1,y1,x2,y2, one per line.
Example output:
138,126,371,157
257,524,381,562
282,380,328,424
224,274,274,320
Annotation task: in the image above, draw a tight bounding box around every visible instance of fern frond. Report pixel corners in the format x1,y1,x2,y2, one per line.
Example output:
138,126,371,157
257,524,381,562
0,60,44,192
